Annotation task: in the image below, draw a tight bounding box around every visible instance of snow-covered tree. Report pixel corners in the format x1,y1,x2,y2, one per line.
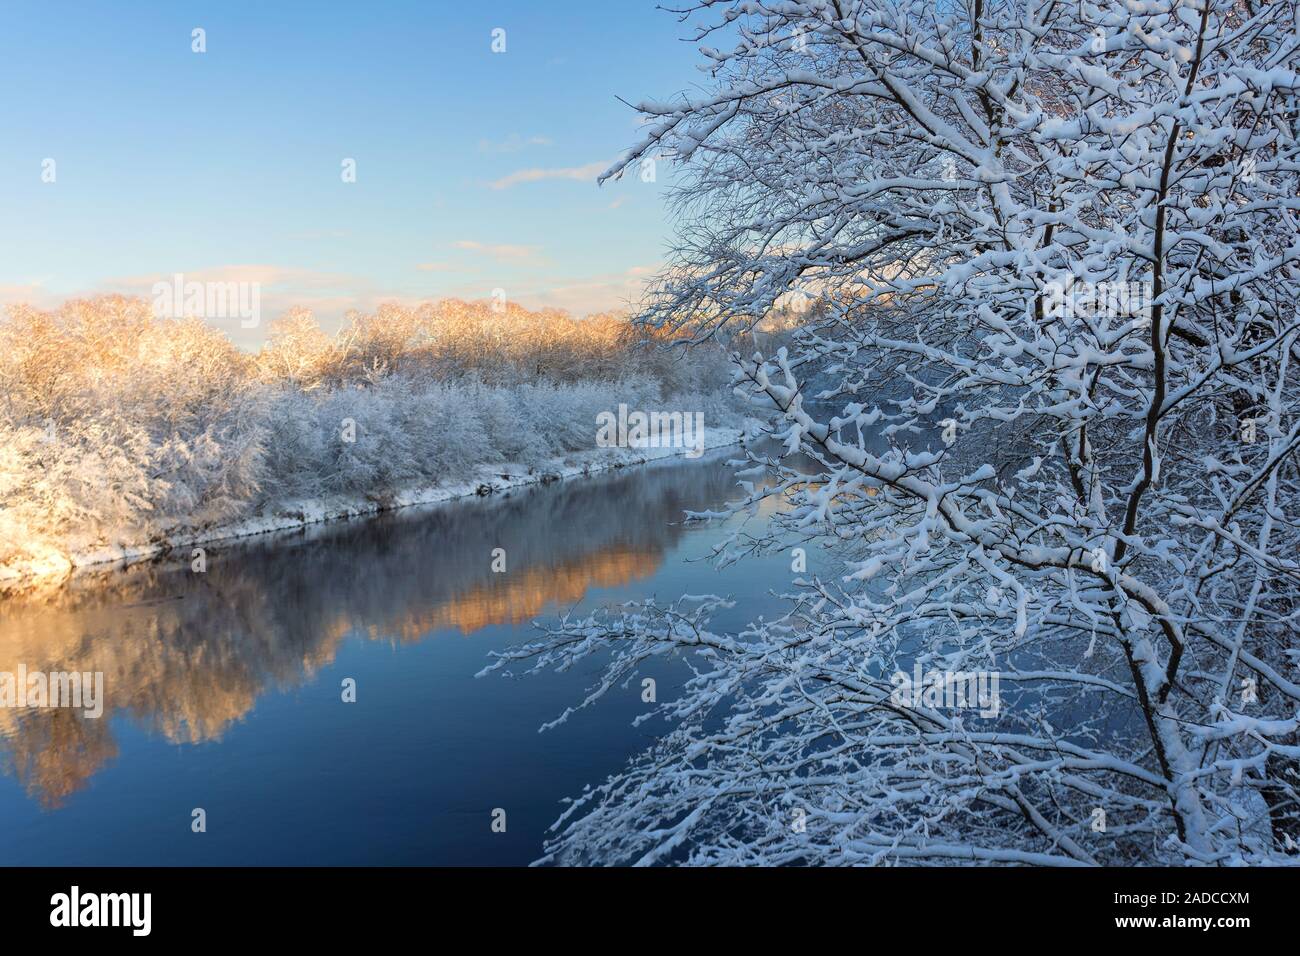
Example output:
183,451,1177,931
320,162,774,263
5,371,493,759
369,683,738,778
484,0,1300,864
0,294,741,582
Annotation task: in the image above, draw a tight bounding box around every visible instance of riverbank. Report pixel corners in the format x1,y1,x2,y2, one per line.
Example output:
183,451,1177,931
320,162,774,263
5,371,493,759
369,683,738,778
0,426,748,594
0,435,777,863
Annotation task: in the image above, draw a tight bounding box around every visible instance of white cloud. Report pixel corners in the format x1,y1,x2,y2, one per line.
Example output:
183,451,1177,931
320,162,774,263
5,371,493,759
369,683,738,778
483,264,661,316
488,161,607,191
452,240,541,262
2,259,663,346
0,278,58,311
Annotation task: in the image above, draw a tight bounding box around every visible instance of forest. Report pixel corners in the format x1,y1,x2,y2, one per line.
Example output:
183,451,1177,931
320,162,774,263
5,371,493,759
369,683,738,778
0,295,739,584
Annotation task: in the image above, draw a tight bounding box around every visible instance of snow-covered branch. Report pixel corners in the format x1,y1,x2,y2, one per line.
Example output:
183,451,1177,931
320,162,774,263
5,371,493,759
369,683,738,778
497,0,1300,865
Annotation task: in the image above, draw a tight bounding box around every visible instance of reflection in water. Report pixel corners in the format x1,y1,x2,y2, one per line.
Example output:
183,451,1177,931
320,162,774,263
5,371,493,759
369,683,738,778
0,456,742,809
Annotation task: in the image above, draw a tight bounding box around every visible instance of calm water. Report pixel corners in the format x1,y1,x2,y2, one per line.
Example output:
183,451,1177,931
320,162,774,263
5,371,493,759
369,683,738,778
0,450,824,865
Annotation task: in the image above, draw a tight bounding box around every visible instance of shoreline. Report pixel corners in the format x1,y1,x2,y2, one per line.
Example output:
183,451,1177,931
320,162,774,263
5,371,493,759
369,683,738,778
0,427,746,594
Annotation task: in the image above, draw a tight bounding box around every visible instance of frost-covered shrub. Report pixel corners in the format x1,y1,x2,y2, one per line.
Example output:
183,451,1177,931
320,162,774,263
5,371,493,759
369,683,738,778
0,295,741,576
471,383,548,463
0,298,266,555
408,382,488,482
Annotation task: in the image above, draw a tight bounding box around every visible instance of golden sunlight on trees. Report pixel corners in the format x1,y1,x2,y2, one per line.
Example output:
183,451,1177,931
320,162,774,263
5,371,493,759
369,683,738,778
0,295,742,586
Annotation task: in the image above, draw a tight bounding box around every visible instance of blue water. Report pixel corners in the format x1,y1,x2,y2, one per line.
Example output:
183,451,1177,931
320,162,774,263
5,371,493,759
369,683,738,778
0,450,825,865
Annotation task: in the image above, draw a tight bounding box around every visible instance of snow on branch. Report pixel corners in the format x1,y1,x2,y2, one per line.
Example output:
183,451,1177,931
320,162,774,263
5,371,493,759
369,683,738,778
490,0,1300,865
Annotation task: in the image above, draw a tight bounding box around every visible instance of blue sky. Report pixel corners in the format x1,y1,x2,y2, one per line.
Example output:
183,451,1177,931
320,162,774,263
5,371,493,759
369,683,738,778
0,0,705,345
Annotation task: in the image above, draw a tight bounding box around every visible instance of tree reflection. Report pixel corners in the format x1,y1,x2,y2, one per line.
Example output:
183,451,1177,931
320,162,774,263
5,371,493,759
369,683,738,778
0,456,742,807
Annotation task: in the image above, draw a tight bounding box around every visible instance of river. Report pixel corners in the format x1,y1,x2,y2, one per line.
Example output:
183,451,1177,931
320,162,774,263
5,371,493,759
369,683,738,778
0,448,825,865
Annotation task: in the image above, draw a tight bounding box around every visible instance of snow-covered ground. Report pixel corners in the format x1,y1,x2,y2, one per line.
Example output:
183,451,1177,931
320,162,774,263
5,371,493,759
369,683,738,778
1,426,746,591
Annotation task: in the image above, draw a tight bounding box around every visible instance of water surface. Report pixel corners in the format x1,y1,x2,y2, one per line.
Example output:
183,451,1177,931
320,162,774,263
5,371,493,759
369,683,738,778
0,450,821,865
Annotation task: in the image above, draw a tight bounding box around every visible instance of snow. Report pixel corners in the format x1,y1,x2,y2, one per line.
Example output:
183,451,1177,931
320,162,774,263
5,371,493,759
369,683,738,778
51,426,746,580
477,0,1300,866
0,295,747,592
